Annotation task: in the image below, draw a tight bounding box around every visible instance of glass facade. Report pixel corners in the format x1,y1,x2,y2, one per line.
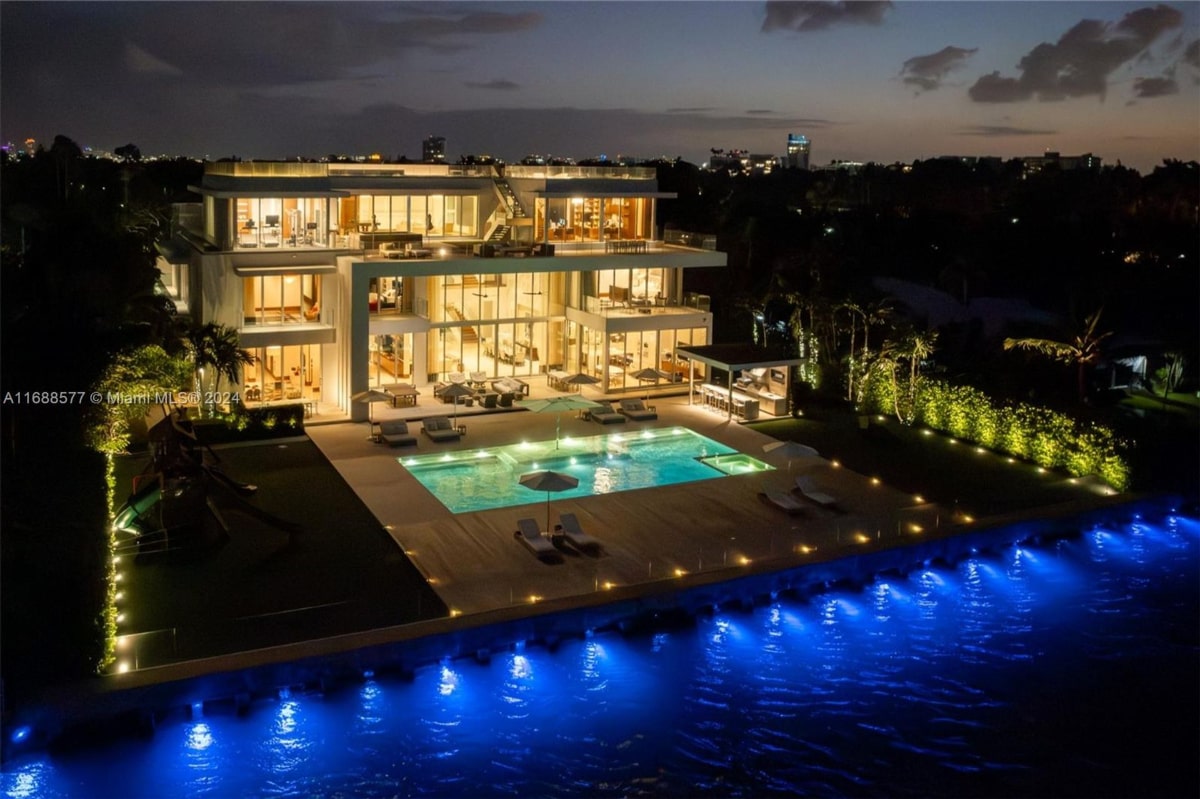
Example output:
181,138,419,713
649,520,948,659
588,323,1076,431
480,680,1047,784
370,334,414,385
243,344,322,403
235,198,335,248
536,197,649,243
242,274,323,326
230,194,479,250
342,194,478,239
426,270,565,381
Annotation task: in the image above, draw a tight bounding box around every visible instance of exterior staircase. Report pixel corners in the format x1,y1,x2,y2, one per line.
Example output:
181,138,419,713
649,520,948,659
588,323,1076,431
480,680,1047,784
493,178,526,219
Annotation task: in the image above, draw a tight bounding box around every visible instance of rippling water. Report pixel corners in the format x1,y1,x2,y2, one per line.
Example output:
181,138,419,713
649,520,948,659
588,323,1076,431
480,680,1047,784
4,516,1197,798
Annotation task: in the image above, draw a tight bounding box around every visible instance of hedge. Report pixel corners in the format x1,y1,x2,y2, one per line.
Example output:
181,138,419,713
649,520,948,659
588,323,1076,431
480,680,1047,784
861,374,1130,491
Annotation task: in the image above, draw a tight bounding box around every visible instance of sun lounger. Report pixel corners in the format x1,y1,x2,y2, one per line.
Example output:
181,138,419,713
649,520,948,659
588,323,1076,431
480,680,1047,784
421,416,462,442
588,400,626,425
377,420,417,447
794,476,837,507
514,518,562,562
760,490,806,515
618,398,658,421
554,512,603,552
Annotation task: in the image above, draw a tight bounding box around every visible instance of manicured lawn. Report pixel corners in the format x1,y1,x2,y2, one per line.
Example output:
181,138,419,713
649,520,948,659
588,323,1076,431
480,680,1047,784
750,408,1127,519
112,438,446,665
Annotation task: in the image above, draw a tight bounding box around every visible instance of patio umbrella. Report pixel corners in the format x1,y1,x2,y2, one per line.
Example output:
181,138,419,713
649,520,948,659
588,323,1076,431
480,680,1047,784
630,367,668,399
559,372,601,392
762,441,821,472
519,469,579,533
435,382,475,426
517,394,602,449
351,388,393,437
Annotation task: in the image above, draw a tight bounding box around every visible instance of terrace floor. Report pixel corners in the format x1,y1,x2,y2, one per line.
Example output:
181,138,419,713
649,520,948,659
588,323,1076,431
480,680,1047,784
110,377,1128,670
305,390,1119,617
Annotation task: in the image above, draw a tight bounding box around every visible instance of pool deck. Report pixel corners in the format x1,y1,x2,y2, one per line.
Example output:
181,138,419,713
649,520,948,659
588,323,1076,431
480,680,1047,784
308,387,948,617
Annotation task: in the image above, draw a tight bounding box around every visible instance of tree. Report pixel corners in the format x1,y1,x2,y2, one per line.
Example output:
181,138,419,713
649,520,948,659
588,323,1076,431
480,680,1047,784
1004,308,1112,403
114,143,141,163
869,327,937,424
185,323,254,414
841,297,892,403
88,345,192,454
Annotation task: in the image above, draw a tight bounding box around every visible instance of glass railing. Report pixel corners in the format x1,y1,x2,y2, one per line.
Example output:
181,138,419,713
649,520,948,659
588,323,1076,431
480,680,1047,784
504,165,656,180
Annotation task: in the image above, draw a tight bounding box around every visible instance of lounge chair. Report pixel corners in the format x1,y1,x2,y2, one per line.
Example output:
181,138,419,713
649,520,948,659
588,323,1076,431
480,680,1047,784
554,512,603,553
514,518,562,562
588,400,626,425
377,420,417,447
618,399,658,421
760,490,806,515
794,476,837,507
421,416,462,442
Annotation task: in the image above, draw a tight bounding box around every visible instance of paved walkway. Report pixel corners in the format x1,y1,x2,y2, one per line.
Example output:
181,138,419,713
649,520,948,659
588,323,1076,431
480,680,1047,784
308,384,948,616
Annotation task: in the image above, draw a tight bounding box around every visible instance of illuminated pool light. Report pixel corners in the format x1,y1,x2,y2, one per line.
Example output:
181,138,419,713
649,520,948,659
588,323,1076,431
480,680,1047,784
401,428,771,514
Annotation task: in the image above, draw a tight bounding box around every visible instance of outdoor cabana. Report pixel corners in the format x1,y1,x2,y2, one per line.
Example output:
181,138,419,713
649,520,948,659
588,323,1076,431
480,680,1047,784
676,343,804,421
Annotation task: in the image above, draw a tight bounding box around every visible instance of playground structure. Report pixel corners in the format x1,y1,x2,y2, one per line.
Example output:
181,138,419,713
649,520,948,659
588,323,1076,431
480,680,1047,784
112,410,298,559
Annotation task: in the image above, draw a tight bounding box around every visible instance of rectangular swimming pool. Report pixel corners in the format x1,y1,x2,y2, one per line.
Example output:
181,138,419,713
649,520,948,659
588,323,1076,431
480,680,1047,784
400,427,774,513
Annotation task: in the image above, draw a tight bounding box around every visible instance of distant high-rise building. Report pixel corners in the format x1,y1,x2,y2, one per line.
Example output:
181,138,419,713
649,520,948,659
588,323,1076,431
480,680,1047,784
786,134,810,170
422,135,446,163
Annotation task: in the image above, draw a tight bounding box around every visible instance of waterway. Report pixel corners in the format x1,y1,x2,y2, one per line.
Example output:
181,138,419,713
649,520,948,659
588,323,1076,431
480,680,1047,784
2,514,1196,798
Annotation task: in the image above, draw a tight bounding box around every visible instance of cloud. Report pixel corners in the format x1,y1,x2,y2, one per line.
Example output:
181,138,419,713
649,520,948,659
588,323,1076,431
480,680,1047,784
124,41,182,76
1131,75,1178,97
968,3,1184,103
666,107,715,114
464,79,519,91
900,46,977,92
958,125,1058,137
746,109,775,115
761,1,891,33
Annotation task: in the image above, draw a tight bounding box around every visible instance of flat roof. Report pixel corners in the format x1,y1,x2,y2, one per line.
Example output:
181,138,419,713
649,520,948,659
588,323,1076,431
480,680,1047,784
677,343,804,370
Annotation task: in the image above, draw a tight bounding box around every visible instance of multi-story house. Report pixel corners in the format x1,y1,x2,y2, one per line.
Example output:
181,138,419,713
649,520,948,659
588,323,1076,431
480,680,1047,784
165,159,725,420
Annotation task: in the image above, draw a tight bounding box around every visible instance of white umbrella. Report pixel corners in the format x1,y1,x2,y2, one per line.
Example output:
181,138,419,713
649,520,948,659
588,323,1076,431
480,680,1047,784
762,441,821,472
519,469,580,532
435,382,475,425
517,394,602,449
351,388,393,437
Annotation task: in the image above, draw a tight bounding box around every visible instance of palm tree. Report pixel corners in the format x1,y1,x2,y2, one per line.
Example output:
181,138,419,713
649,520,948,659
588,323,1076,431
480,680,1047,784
1004,308,1112,403
209,326,256,397
871,327,937,424
186,323,254,413
841,298,893,403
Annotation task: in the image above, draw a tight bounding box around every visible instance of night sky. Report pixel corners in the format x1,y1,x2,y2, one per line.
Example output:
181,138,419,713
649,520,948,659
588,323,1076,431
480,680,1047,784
2,1,1197,170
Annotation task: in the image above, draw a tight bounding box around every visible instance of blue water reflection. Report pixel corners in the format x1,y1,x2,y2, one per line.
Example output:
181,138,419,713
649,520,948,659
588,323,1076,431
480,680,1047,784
3,516,1196,798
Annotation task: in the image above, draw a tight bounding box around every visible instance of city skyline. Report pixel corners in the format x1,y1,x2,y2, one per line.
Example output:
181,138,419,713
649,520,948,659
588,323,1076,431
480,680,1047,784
2,1,1198,171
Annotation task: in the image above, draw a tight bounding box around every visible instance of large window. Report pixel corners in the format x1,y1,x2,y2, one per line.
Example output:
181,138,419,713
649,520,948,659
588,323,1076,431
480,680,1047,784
576,324,707,390
243,274,323,326
345,194,477,238
235,198,335,249
243,344,322,403
539,196,648,243
424,270,561,381
370,334,413,384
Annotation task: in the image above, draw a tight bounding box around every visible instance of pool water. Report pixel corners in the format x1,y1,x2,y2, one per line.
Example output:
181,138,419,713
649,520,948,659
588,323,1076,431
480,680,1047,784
400,427,774,513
